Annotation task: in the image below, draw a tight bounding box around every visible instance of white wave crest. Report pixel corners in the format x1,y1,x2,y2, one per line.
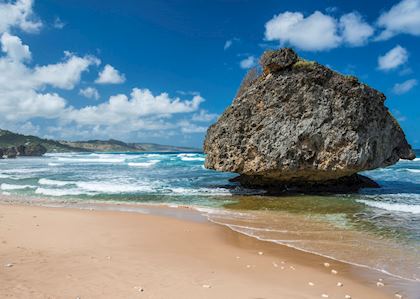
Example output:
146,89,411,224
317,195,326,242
177,153,198,157
1,183,36,190
128,160,160,168
38,178,73,186
48,163,62,166
406,169,420,173
357,200,420,214
180,157,205,162
75,181,154,193
169,187,231,196
35,188,87,197
57,157,125,163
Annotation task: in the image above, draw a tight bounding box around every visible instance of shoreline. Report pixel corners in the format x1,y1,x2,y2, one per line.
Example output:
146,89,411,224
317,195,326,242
1,197,418,298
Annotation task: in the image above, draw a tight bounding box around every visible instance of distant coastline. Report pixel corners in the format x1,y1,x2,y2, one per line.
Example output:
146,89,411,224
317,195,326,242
0,129,201,153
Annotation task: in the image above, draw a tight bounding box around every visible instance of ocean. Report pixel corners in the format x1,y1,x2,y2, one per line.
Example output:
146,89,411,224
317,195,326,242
0,150,419,282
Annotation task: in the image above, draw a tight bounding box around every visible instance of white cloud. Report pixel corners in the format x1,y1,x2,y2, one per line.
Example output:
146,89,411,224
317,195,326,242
265,11,341,51
79,87,100,100
178,120,208,133
240,55,256,69
264,10,375,51
1,32,31,61
224,37,239,50
224,40,233,50
0,0,42,34
64,88,204,126
192,110,218,122
0,33,98,121
393,79,417,94
339,13,374,46
0,1,212,143
95,64,126,84
53,17,65,29
33,53,100,89
377,45,408,71
376,0,420,40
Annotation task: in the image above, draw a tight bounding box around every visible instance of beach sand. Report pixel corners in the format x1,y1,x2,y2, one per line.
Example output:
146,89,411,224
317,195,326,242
0,203,416,299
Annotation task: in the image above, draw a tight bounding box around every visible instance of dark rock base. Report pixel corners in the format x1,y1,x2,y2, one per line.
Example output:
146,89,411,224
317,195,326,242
229,174,380,195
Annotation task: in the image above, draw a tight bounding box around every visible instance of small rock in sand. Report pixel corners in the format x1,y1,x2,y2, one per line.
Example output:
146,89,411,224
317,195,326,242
344,295,352,299
289,266,296,270
280,266,285,270
272,262,278,268
308,282,315,286
323,262,330,268
4,263,13,268
337,282,343,287
378,278,383,282
235,256,240,259
321,294,329,298
395,294,403,298
376,281,384,287
133,286,144,292
202,284,211,288
246,265,251,268
331,269,338,274
258,251,264,255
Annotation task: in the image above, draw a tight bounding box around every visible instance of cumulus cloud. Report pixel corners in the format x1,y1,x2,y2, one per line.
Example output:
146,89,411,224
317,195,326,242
265,11,341,51
1,32,31,61
393,79,417,94
79,87,100,100
264,11,374,51
0,0,221,142
377,45,408,71
178,120,207,133
95,64,126,84
0,33,98,121
34,53,100,89
376,0,420,40
192,110,218,122
0,0,42,34
240,55,256,69
339,12,374,46
64,88,204,126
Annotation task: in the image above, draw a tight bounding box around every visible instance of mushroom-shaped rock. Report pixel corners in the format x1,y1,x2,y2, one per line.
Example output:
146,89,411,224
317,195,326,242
204,48,415,193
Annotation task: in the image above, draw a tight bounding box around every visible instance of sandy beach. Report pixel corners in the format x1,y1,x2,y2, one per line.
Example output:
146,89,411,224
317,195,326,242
0,202,416,299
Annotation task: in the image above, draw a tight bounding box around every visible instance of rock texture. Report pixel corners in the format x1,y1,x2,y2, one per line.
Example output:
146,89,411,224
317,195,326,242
204,48,415,192
0,143,47,159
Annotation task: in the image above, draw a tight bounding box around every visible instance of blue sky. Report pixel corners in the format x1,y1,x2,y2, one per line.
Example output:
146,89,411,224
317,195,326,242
0,0,419,148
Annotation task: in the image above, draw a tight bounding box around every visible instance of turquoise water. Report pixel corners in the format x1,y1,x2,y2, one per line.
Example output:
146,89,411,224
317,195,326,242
0,150,419,281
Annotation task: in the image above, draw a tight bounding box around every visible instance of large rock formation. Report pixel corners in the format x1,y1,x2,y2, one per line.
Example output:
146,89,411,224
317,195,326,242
204,48,416,193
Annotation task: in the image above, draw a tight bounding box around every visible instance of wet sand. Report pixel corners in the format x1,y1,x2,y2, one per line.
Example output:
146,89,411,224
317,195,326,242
0,203,417,298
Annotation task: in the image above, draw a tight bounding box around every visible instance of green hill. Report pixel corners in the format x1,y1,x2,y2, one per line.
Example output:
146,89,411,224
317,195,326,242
0,129,84,152
0,129,201,153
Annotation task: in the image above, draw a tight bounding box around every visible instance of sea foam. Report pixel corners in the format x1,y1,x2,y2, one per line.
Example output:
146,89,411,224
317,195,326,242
1,183,36,190
128,160,160,168
38,178,73,186
357,199,420,214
